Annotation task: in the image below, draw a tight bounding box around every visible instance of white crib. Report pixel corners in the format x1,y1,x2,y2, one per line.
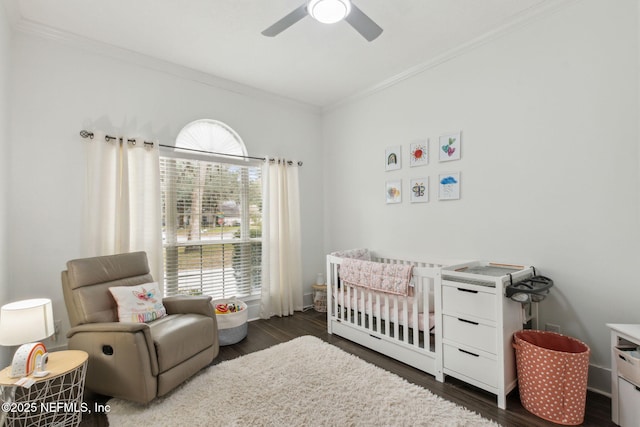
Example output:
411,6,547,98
326,252,454,381
326,250,538,410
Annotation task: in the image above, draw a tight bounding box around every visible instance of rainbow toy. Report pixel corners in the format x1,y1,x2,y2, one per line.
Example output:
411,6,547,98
10,342,47,378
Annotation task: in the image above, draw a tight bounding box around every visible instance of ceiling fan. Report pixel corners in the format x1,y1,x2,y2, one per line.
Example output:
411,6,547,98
262,0,383,42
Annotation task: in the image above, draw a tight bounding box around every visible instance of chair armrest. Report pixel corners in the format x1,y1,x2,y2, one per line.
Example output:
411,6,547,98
66,322,149,339
163,295,215,319
66,321,159,379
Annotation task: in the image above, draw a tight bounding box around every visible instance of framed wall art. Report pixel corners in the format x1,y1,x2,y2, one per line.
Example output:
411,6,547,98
438,172,460,200
410,178,428,203
410,140,428,167
385,180,402,204
439,132,461,162
385,145,402,171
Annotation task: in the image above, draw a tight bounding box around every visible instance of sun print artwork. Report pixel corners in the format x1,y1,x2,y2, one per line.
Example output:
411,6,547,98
410,140,428,167
439,132,461,162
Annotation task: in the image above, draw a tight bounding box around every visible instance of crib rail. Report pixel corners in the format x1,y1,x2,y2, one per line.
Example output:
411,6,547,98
326,254,445,365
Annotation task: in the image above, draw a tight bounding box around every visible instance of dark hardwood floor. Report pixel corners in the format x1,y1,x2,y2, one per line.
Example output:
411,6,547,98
81,309,615,426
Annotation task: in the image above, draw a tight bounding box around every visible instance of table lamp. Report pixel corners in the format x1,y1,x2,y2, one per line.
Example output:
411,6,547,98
0,298,55,378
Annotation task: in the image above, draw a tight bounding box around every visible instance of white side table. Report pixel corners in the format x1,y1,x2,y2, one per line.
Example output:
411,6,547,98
0,350,88,427
607,324,640,426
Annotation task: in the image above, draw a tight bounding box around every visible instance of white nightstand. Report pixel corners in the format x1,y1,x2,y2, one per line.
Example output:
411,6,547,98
607,324,640,426
0,350,88,427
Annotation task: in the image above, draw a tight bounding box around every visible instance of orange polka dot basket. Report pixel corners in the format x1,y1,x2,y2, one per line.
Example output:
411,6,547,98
513,330,590,425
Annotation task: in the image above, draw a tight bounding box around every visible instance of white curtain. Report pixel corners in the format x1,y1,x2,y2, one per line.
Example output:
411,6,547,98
260,159,303,318
84,131,164,287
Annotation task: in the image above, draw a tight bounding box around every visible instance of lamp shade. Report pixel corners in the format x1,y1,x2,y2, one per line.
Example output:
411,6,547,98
0,298,55,346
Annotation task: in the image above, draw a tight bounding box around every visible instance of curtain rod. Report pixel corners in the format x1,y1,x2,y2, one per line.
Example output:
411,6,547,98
79,130,303,166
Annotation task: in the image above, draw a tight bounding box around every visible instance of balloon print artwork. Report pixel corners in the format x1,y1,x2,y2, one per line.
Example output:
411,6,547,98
442,138,456,157
385,180,402,204
438,132,461,162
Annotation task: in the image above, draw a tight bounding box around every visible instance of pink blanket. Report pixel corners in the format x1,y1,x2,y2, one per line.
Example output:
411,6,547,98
340,258,413,296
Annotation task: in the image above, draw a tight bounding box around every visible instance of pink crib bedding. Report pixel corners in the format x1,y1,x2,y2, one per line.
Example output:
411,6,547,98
334,291,435,332
340,258,414,296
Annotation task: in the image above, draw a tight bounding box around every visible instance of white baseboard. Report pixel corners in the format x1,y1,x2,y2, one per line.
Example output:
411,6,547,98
588,364,611,396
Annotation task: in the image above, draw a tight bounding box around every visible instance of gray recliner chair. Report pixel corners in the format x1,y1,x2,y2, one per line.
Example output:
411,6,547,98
61,251,219,404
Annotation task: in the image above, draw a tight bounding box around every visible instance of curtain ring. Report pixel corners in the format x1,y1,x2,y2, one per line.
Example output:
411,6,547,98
79,130,94,139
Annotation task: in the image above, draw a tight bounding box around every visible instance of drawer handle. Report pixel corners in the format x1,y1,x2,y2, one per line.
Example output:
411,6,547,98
457,288,478,294
458,348,480,357
458,318,479,326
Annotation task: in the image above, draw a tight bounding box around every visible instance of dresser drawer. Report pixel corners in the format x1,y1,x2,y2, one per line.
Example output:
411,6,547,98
443,343,497,388
442,315,497,354
442,284,496,322
619,377,640,427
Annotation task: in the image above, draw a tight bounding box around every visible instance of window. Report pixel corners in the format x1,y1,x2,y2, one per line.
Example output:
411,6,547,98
160,120,262,299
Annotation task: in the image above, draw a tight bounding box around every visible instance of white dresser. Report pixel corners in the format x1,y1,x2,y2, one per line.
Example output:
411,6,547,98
607,324,640,426
440,262,534,409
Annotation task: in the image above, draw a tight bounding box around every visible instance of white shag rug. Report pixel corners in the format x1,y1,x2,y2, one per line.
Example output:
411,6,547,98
107,336,500,426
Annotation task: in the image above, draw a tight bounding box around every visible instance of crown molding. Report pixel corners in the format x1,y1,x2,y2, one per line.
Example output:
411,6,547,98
8,0,578,116
12,17,322,116
323,0,579,113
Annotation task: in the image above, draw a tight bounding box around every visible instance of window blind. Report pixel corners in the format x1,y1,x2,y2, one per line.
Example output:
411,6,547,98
160,156,262,299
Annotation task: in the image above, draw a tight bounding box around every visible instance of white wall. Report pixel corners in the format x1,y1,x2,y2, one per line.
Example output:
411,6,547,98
5,0,638,396
7,30,324,340
0,1,13,367
323,0,639,393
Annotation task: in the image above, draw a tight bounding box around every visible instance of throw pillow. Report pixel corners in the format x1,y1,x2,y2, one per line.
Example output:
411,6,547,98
109,282,167,323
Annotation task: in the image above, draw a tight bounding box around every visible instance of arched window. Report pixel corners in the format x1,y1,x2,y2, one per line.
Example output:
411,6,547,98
175,119,247,156
160,120,262,299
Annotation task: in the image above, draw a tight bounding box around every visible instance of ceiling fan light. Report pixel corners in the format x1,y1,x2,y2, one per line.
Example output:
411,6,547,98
308,0,351,24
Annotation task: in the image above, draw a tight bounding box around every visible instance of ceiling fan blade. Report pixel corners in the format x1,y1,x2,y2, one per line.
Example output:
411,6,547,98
261,3,309,37
345,3,383,42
